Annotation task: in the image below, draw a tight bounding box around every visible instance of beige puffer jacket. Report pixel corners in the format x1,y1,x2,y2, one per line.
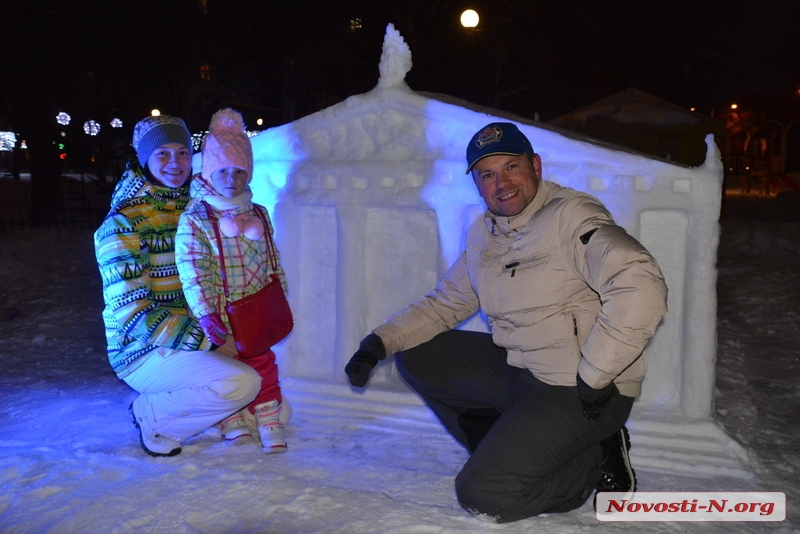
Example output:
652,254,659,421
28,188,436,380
374,180,668,397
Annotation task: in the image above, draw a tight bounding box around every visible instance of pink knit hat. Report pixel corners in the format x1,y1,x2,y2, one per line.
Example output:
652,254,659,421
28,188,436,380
201,108,253,182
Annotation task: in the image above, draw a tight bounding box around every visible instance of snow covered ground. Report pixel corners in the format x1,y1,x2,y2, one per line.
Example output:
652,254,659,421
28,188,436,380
0,193,798,533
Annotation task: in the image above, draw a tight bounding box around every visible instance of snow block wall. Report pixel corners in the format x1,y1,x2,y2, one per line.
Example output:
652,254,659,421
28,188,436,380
248,28,739,475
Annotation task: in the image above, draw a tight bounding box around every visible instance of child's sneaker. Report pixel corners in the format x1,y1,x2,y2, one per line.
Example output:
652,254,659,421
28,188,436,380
255,400,287,454
219,409,252,443
279,395,292,427
128,402,181,457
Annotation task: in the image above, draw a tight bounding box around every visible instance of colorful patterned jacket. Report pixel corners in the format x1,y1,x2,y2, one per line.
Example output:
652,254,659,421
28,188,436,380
175,197,287,331
94,164,212,379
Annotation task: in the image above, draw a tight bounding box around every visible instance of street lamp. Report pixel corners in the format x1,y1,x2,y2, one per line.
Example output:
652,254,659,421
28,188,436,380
460,9,479,28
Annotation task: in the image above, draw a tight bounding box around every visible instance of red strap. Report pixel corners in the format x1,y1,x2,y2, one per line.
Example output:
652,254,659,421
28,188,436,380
203,201,231,300
202,201,280,300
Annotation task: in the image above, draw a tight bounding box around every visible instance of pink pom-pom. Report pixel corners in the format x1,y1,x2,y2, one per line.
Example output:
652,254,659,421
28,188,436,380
209,108,245,133
219,215,242,237
242,217,265,240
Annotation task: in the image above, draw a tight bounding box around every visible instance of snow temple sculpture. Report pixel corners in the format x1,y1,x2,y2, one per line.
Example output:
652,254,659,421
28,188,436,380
248,24,752,480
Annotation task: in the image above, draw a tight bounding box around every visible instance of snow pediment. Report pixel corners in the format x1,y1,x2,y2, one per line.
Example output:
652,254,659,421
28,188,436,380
258,87,706,170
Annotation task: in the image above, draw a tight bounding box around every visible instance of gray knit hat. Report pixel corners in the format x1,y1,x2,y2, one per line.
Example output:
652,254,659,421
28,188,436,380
132,115,192,168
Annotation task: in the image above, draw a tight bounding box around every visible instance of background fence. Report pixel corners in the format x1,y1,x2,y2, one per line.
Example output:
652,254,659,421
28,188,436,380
0,208,106,234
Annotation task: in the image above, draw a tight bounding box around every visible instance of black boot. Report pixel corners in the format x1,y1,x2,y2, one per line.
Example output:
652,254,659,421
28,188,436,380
593,426,636,509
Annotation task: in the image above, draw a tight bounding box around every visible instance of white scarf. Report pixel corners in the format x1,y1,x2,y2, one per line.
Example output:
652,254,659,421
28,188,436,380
190,175,265,239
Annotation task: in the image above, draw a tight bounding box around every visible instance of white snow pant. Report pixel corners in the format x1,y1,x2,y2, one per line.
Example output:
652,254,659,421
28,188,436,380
123,347,262,443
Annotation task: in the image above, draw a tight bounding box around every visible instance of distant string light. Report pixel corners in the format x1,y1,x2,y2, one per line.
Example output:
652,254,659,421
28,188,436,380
83,120,101,136
110,118,123,128
56,112,71,126
191,132,205,151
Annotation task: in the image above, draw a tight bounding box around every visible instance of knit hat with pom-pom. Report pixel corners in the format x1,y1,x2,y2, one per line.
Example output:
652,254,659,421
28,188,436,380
132,115,192,168
201,108,253,182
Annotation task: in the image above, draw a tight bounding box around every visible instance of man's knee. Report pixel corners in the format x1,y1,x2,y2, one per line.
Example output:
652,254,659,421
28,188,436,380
395,330,464,378
455,463,516,522
394,347,429,388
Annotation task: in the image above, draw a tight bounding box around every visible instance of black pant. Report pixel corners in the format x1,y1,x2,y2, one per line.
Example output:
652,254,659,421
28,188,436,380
395,330,634,523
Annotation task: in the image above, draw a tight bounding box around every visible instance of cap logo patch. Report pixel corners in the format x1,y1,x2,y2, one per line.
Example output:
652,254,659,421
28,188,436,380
475,125,503,149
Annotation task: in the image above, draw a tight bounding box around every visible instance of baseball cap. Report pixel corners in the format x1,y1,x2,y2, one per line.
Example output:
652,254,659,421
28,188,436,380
465,122,533,173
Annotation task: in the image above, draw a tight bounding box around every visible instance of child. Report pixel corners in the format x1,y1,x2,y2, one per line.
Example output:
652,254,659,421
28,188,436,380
176,108,289,453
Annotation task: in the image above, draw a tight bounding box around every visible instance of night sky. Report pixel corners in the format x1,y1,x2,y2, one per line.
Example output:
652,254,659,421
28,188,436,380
1,0,799,134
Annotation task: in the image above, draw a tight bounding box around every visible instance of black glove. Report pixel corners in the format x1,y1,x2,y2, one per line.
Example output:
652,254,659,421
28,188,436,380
576,373,619,420
345,333,387,387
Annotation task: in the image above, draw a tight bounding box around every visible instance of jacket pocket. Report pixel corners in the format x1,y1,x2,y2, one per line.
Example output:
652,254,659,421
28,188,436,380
500,252,550,277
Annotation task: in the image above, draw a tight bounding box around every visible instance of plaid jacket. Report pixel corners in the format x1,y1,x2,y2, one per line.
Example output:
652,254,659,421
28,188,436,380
94,166,211,378
175,200,288,330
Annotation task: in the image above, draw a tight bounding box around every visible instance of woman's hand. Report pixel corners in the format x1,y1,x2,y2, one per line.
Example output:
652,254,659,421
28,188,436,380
214,335,239,358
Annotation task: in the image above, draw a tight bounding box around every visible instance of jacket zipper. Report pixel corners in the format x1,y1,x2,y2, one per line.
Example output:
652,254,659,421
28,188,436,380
570,314,582,355
505,261,520,277
502,255,546,277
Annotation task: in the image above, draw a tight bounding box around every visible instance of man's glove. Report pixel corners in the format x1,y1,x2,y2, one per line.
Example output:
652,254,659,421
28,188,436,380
576,373,619,420
345,333,387,387
199,314,228,346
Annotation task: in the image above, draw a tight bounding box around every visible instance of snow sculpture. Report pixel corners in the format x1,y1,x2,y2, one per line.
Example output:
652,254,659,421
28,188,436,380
249,24,753,482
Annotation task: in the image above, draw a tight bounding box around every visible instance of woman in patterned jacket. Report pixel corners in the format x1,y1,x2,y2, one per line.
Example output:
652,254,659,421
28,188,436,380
94,115,262,457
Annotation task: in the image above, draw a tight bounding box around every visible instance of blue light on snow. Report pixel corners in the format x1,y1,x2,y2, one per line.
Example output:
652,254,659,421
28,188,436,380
249,125,304,215
419,101,485,267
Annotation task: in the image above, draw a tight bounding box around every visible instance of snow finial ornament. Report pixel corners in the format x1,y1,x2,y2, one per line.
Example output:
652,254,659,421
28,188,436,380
377,23,412,89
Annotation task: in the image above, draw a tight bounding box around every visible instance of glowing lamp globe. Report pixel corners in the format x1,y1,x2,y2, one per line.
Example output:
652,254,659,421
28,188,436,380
461,9,479,28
